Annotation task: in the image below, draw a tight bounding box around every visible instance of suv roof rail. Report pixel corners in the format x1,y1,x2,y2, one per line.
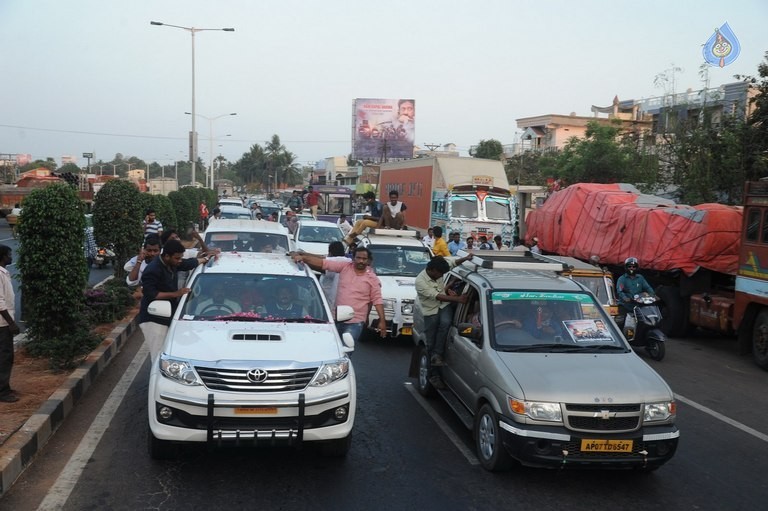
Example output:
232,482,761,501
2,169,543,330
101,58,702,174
367,228,422,239
456,250,568,271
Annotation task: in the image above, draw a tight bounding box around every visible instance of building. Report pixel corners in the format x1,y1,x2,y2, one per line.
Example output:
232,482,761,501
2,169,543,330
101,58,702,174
511,81,756,156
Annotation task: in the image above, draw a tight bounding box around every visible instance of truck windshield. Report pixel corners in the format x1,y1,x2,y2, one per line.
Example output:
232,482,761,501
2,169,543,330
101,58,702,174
484,197,511,221
451,196,477,219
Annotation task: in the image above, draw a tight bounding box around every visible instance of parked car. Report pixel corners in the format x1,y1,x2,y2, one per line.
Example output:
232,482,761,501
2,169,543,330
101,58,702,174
294,220,345,255
203,219,295,253
411,251,679,471
358,228,432,338
218,197,244,208
147,252,357,459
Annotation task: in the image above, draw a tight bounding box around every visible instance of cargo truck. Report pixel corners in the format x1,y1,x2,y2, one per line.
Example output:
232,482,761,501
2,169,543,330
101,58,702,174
378,157,516,246
526,181,768,369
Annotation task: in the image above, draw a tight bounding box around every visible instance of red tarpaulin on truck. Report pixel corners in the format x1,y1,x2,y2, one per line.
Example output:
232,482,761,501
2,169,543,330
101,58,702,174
526,183,742,276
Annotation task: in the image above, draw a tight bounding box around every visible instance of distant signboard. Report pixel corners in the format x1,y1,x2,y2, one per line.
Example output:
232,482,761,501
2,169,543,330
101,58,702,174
352,98,415,161
61,155,77,165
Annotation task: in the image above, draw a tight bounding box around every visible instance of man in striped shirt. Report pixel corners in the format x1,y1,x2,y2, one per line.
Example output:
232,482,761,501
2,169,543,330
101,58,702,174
143,208,163,239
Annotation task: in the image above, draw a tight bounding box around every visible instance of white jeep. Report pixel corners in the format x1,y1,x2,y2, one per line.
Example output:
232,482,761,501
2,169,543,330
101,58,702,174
147,252,356,459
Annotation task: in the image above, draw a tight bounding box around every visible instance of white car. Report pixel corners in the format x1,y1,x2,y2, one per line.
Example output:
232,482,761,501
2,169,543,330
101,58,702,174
218,205,253,220
147,252,357,459
294,220,345,255
358,229,432,338
204,219,295,253
218,197,244,208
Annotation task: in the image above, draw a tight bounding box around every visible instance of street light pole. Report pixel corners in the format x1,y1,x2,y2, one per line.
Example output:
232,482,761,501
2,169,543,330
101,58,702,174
150,21,234,188
185,111,236,189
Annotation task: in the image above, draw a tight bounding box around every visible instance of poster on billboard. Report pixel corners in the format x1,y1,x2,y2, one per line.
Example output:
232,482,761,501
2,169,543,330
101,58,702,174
352,98,415,161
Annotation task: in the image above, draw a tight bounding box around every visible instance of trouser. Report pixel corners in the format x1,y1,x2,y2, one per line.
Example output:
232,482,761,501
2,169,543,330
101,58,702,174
140,322,169,364
348,219,378,239
0,326,14,396
381,212,405,230
423,306,454,357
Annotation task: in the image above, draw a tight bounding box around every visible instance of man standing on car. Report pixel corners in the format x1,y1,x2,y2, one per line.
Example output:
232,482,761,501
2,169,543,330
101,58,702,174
294,246,386,342
305,185,322,219
139,239,212,362
0,245,20,403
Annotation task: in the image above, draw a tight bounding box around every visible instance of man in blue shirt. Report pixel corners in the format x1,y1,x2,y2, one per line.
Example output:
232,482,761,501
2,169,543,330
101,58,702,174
344,191,383,245
447,231,467,256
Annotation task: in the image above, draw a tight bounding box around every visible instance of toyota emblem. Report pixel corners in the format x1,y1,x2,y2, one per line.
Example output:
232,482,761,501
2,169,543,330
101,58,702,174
246,368,268,383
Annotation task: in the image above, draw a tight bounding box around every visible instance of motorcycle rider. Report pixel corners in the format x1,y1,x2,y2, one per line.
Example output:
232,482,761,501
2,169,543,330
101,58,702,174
616,257,656,316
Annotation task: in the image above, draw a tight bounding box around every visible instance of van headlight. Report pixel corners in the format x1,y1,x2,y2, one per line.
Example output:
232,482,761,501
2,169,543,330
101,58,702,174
643,401,676,422
509,398,562,422
310,358,350,386
401,302,414,315
159,356,202,386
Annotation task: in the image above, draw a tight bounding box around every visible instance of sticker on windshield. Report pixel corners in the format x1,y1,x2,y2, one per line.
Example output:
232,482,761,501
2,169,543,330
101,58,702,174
563,319,613,343
491,292,591,303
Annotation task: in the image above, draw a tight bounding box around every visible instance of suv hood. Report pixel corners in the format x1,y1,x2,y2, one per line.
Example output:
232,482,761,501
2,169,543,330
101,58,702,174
496,352,673,403
164,322,344,362
378,275,417,300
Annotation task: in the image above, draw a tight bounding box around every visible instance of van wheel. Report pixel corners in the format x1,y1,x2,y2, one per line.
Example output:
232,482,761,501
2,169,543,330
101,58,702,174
657,286,687,337
321,434,352,457
147,427,176,460
416,345,436,398
752,309,768,370
475,404,513,471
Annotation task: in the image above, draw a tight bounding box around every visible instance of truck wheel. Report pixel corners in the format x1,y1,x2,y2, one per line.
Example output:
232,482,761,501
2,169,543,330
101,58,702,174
320,434,352,457
657,286,687,338
474,404,513,471
147,427,176,460
416,344,436,398
751,309,768,370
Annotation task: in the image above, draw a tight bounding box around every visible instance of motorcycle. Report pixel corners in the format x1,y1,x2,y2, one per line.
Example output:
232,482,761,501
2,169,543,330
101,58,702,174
622,293,667,361
94,244,116,269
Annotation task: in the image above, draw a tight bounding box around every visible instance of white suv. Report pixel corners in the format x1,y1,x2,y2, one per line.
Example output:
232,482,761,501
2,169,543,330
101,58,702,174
358,229,432,338
147,252,357,458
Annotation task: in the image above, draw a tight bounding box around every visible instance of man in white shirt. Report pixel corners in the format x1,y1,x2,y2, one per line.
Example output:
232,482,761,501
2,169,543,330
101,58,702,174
337,214,352,237
0,245,20,402
378,190,407,230
422,227,435,249
124,235,162,292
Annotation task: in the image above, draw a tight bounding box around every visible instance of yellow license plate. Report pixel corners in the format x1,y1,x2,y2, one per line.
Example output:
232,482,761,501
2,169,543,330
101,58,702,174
400,327,413,335
234,407,277,415
580,439,633,452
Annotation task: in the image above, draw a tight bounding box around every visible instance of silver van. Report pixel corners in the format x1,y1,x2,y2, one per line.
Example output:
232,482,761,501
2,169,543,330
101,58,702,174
411,251,678,471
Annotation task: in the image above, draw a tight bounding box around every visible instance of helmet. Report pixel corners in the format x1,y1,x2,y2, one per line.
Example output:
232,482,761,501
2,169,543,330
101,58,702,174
624,257,639,274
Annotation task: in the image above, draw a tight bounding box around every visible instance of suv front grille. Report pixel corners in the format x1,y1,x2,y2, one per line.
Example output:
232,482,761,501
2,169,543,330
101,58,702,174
563,403,642,433
195,366,318,392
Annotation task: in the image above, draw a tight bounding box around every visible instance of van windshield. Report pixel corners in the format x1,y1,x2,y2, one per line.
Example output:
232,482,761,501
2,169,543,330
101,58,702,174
487,291,626,353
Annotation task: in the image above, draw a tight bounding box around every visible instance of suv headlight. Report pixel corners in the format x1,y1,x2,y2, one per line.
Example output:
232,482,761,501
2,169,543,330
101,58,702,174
382,298,396,310
509,398,562,422
643,401,676,422
401,303,414,315
310,358,350,386
159,357,202,386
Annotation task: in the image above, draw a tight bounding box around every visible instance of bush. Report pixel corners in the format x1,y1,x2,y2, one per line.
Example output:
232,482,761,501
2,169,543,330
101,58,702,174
92,180,144,279
16,183,94,369
83,279,134,326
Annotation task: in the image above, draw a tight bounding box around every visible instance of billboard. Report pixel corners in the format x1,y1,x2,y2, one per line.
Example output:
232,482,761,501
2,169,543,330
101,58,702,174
352,98,415,161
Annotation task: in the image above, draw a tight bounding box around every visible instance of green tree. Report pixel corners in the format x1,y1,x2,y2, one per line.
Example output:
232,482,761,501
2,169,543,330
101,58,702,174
16,183,99,368
473,139,504,160
550,121,657,187
737,50,768,182
92,180,144,278
20,158,56,173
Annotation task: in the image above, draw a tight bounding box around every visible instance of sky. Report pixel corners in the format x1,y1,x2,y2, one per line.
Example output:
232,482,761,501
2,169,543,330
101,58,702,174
1,0,767,170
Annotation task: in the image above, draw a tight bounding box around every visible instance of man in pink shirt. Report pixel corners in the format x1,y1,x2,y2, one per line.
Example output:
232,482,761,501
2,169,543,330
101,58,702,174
293,246,386,341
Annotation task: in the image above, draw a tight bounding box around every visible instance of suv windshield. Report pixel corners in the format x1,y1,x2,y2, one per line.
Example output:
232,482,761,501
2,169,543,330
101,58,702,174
488,291,625,352
368,245,432,276
180,274,328,322
205,232,289,253
298,225,343,243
